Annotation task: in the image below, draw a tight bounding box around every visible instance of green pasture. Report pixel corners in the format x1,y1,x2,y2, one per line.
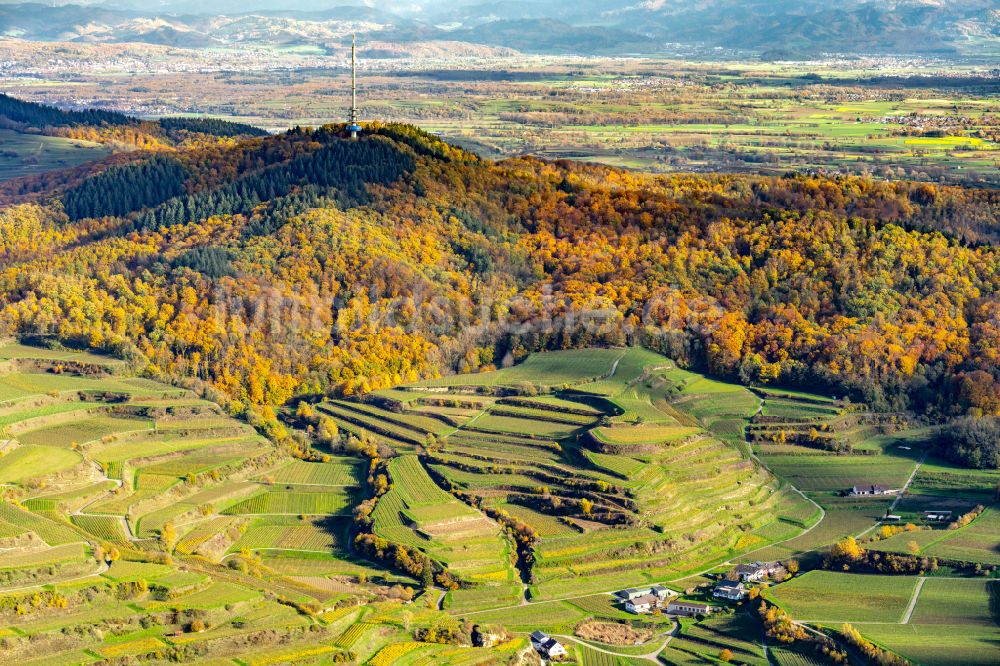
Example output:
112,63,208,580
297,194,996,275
0,444,81,483
764,571,919,623
853,624,1000,666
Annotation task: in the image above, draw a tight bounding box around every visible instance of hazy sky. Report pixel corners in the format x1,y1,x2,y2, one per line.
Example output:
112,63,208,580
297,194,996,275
112,1,498,12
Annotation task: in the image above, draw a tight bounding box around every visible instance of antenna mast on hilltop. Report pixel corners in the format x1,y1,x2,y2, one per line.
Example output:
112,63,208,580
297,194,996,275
348,33,362,140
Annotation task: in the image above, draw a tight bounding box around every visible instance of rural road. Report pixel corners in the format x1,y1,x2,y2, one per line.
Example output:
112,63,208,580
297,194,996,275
0,560,108,594
901,577,926,624
856,450,929,539
553,621,678,662
441,407,487,439
72,461,141,541
736,394,827,562
604,353,625,380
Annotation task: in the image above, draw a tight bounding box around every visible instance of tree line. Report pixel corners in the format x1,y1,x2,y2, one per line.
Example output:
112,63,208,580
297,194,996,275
60,132,415,225
0,93,132,128
0,93,268,141
130,137,414,230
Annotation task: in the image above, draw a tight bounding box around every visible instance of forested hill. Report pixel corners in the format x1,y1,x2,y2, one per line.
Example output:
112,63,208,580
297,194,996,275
0,93,268,147
0,112,999,462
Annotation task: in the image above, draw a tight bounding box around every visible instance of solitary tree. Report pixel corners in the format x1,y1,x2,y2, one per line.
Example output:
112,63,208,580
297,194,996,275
161,521,177,552
421,556,435,589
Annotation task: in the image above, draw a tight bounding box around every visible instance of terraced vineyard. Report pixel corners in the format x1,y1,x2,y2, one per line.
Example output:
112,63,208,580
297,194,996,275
0,342,416,665
331,347,819,607
3,342,996,664
373,455,522,611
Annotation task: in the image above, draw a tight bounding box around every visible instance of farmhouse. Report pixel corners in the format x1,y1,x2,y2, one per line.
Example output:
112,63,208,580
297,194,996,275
617,584,672,613
848,484,888,496
625,594,661,614
666,600,714,617
615,585,671,602
732,561,776,582
713,581,747,601
530,631,567,659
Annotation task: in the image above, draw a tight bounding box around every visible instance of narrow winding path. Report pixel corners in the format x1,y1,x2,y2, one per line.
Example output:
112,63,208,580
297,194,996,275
552,620,678,662
1,561,109,594
731,394,826,562
71,461,141,541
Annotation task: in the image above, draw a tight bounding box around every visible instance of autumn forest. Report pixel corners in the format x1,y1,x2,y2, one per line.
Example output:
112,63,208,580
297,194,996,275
0,94,997,470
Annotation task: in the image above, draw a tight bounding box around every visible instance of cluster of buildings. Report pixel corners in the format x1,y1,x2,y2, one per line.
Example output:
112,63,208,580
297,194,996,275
614,562,783,617
614,584,713,617
711,561,782,601
713,580,748,601
616,584,672,614
531,561,785,658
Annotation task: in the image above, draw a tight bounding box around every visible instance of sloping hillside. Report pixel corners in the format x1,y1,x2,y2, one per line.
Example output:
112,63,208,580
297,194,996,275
0,103,997,434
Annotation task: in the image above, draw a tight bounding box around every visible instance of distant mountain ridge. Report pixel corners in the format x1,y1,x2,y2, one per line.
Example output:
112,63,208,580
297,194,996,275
0,0,996,55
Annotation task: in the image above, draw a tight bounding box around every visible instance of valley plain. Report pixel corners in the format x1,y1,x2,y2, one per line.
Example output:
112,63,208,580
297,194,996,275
1,43,997,187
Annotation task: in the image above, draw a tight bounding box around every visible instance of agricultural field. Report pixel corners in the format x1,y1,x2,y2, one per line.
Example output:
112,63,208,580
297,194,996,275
355,347,817,605
11,57,997,187
741,384,972,568
763,571,919,623
660,614,769,666
870,506,1000,566
760,454,917,494
2,342,997,663
0,343,403,665
0,128,111,181
763,570,1000,665
823,578,1000,666
373,455,521,609
853,624,1000,666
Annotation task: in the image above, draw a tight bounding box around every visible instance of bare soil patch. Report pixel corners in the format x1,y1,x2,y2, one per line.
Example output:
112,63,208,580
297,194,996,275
575,620,652,646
